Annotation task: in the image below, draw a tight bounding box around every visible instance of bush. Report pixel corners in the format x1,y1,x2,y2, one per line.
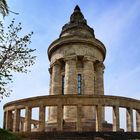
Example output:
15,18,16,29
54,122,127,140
0,128,20,140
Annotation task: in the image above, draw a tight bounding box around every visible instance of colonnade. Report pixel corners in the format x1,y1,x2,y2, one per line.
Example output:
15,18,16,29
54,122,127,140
49,56,105,122
3,98,140,132
50,56,104,96
4,106,44,132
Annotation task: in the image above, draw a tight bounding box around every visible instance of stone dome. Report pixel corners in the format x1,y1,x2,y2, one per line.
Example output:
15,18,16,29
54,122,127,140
48,5,106,62
60,5,95,38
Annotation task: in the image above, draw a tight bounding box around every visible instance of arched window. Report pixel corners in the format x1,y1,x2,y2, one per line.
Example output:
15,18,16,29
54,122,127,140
77,74,82,95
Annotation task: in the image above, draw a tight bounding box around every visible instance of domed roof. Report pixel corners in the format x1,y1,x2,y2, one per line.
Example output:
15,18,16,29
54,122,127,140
60,5,95,38
48,5,106,61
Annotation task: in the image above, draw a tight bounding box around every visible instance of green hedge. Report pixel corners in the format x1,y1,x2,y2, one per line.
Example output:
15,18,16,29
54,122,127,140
0,128,20,140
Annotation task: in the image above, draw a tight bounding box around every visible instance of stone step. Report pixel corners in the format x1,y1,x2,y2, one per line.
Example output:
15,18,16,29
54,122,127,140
16,132,140,140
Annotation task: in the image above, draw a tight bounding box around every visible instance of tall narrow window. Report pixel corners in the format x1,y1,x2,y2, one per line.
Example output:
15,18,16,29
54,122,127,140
62,75,65,95
77,74,82,95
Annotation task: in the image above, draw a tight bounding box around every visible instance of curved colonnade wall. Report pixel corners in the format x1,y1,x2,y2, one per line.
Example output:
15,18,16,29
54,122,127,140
3,95,140,132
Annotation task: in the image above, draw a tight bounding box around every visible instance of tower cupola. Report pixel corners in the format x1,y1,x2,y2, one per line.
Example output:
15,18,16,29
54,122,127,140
60,5,95,38
48,6,106,62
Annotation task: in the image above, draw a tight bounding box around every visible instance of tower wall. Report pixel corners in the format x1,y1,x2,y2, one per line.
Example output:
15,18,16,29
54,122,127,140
47,39,105,126
47,6,106,131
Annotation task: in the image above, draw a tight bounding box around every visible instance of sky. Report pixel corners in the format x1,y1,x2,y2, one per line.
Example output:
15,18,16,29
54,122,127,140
0,0,140,130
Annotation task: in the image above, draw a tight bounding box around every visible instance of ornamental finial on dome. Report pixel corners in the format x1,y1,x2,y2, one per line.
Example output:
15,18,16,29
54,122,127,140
70,5,86,24
60,5,95,38
74,5,81,11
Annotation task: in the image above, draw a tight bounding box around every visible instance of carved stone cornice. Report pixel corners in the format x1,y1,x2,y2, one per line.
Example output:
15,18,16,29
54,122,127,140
83,56,96,62
64,55,77,62
48,37,106,61
50,59,61,68
95,62,105,71
48,67,52,74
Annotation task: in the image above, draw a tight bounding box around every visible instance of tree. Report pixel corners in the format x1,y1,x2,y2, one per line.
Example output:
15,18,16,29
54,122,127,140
0,0,19,18
0,0,9,17
0,19,36,100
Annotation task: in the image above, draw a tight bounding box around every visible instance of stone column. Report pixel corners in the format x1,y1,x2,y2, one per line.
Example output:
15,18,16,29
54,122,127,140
94,62,105,95
5,110,13,131
25,106,31,132
83,56,95,120
57,104,63,131
64,56,77,95
51,60,61,95
96,105,102,132
126,108,133,132
113,106,120,131
49,68,52,95
76,105,82,132
48,60,61,122
13,108,20,132
136,110,140,132
83,56,94,95
95,62,105,122
64,56,77,121
48,72,52,122
39,106,46,131
20,120,24,132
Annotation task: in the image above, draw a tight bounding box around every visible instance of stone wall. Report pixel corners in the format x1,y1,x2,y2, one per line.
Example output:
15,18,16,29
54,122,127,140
3,95,140,132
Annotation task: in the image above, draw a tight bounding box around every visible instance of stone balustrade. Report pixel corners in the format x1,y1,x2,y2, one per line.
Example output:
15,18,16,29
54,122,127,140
3,95,140,132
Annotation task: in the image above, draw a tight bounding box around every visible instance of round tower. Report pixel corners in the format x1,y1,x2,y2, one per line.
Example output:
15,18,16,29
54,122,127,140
47,5,106,131
3,5,140,136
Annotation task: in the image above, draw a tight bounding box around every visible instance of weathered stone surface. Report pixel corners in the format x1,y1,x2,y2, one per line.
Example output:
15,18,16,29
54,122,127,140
3,94,140,132
49,41,105,64
3,5,140,138
47,4,106,126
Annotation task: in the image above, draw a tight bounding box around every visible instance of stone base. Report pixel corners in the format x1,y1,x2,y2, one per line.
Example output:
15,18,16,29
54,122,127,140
15,132,140,140
46,120,113,132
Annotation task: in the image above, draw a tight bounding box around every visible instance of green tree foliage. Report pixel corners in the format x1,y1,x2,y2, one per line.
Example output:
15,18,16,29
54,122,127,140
0,19,36,101
0,0,9,17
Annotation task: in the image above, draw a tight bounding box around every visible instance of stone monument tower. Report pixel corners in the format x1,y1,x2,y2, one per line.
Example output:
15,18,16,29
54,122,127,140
3,6,140,138
47,5,106,131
